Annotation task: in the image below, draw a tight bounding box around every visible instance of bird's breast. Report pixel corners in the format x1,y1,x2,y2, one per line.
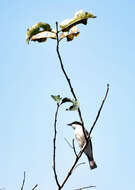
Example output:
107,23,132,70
75,127,86,148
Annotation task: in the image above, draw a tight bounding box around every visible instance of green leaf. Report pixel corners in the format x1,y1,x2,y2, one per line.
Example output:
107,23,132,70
61,97,79,111
60,10,96,32
26,22,52,44
51,95,61,103
31,30,56,43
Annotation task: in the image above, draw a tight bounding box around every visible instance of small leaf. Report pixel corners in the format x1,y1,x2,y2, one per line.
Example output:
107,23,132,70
26,22,52,44
66,105,78,111
66,100,79,111
61,97,79,111
51,95,61,103
31,31,56,42
61,97,74,104
60,10,96,32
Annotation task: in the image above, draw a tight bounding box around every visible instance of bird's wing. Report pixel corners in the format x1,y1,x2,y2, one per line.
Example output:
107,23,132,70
84,140,93,161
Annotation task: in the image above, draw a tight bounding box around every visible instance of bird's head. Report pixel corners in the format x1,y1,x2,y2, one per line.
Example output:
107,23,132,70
67,121,82,129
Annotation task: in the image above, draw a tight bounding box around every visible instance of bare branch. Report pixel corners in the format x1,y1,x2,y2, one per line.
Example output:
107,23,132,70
74,185,96,190
21,171,26,190
56,22,87,141
32,184,38,190
89,84,109,136
53,103,61,188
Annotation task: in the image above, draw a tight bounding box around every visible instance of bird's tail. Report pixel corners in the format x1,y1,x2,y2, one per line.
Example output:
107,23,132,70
89,160,97,170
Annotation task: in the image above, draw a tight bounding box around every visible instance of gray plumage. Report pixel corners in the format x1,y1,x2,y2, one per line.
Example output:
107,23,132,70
68,121,97,170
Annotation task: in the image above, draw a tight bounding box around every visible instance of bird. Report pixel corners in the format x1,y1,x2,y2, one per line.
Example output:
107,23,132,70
67,121,97,170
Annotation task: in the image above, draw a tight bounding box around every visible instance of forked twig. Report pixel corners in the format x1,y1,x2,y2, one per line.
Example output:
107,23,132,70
64,138,86,171
59,85,109,189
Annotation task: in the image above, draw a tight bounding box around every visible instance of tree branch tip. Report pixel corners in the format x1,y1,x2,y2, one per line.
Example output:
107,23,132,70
32,184,38,190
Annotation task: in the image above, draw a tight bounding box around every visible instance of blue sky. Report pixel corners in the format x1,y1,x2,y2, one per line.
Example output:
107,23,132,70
0,0,135,189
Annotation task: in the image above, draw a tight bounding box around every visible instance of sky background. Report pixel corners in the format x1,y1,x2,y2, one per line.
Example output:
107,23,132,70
0,0,135,189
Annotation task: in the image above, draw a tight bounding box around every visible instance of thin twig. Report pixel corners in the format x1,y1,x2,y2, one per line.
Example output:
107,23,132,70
74,162,86,170
32,184,38,190
53,103,61,188
21,171,26,190
59,84,109,189
89,84,109,136
64,138,78,157
64,137,73,149
56,22,87,141
72,139,78,157
74,185,96,190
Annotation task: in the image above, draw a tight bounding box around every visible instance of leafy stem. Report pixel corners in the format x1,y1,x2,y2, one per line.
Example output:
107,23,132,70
56,22,87,141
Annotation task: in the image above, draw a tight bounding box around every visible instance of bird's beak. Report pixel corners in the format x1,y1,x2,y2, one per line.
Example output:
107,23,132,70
67,123,72,126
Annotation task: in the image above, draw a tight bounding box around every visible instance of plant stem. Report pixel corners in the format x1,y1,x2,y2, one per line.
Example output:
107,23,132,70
56,22,87,141
53,103,61,188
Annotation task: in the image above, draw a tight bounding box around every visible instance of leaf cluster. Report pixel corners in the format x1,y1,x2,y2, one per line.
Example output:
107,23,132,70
51,95,79,111
26,10,96,44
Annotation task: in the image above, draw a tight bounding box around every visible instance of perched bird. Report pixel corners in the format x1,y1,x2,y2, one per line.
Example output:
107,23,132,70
67,121,97,170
